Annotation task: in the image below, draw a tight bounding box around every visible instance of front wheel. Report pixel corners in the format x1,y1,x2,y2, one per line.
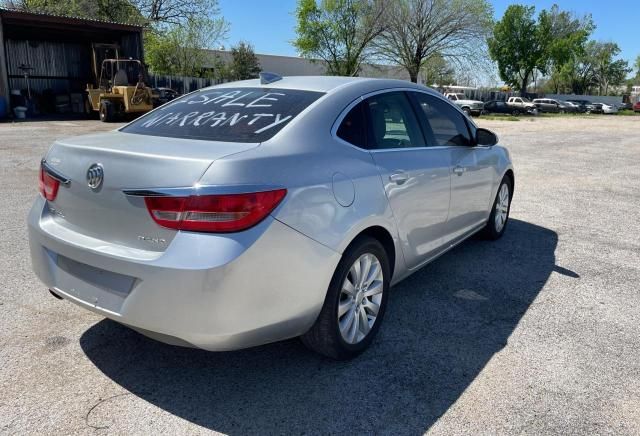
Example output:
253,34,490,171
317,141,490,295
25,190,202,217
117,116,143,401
99,100,114,122
481,176,512,240
301,236,390,360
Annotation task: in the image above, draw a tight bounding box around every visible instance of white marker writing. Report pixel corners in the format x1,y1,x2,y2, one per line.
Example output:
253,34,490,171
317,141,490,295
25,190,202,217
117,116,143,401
163,112,184,125
141,112,173,128
179,111,200,126
192,111,216,126
248,113,273,125
209,112,228,127
220,113,249,126
254,114,292,133
246,92,286,108
221,92,255,107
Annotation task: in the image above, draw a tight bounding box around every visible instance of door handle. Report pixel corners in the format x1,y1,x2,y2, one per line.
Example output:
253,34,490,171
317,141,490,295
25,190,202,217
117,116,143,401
453,165,466,176
389,171,409,185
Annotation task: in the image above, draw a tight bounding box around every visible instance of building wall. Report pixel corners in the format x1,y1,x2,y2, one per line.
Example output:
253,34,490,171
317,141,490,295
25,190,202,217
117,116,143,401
545,94,623,106
0,17,8,100
204,50,411,81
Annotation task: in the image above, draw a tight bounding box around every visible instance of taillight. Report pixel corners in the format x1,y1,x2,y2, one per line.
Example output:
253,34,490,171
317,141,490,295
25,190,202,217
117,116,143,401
39,166,60,201
144,189,287,233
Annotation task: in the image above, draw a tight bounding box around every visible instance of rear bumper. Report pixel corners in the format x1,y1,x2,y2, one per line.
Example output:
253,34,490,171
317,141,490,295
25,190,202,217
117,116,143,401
28,196,340,351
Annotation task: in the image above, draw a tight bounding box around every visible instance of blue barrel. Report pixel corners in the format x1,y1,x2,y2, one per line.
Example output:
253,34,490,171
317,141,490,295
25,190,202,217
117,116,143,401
0,96,6,119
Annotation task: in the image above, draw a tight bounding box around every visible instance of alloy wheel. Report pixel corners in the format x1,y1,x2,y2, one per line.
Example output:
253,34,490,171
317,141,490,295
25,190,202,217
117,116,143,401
338,253,384,344
494,183,510,232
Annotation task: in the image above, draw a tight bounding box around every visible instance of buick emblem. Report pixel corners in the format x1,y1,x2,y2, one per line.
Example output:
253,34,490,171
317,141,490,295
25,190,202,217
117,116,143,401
86,163,104,189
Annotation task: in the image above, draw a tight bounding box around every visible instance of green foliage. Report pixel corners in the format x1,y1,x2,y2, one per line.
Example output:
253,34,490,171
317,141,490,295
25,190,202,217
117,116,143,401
488,5,543,94
294,0,385,76
145,17,227,76
634,55,640,80
4,0,145,24
589,42,630,95
421,55,456,86
488,4,593,95
142,0,228,77
228,42,261,80
551,41,630,95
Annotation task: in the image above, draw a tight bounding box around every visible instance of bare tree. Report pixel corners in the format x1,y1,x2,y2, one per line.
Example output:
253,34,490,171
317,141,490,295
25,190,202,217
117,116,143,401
132,0,222,26
294,0,386,76
374,0,493,83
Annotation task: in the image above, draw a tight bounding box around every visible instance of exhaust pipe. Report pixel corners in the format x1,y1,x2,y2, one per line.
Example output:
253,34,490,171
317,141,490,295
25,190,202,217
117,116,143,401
49,289,63,300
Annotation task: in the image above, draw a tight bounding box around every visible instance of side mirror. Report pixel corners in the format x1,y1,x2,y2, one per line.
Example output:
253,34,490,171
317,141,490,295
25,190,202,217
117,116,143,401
476,128,498,146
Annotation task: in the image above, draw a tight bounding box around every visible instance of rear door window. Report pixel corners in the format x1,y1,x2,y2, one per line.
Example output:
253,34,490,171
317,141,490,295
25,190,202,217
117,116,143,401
121,87,324,143
410,92,472,147
362,92,426,149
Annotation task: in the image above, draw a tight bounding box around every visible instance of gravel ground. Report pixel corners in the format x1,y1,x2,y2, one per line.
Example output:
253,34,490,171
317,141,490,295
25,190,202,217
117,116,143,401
0,115,639,435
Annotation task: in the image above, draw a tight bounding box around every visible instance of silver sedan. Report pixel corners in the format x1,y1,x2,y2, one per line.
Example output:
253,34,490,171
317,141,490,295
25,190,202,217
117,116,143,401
28,75,514,359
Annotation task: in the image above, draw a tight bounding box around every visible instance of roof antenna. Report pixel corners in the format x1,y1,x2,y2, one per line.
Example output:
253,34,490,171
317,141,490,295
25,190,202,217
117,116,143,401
260,72,282,85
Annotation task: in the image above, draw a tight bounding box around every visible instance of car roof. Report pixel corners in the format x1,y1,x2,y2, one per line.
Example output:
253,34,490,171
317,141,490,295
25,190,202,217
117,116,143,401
202,75,429,94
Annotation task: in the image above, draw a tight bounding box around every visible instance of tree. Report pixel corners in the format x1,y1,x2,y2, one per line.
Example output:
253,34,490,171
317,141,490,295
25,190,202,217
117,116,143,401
589,42,630,95
374,0,493,83
132,0,220,26
634,55,640,80
420,54,455,86
294,0,385,76
3,0,145,24
488,5,546,95
537,5,593,93
145,17,227,76
228,42,261,80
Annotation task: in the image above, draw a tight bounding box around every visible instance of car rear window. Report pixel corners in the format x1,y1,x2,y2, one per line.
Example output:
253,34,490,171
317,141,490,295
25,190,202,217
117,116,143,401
121,87,324,143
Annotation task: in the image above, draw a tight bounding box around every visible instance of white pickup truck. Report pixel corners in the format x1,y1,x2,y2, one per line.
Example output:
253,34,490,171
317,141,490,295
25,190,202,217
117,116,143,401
506,97,538,115
444,93,484,116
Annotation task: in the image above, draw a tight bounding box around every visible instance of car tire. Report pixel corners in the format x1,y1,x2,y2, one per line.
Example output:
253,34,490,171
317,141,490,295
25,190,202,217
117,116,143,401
481,176,512,240
301,236,390,360
512,109,520,116
99,100,114,122
462,107,471,116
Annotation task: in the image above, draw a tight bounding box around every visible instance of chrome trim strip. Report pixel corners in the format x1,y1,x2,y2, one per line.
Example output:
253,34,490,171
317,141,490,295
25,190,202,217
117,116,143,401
41,159,71,185
123,184,286,197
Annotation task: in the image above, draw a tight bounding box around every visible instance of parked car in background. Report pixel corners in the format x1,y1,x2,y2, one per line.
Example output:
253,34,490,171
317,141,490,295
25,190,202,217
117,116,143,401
444,93,484,116
560,101,581,113
634,101,640,112
506,96,538,115
566,99,596,113
617,102,633,111
28,75,514,360
483,100,535,116
152,87,180,107
592,103,618,114
532,98,573,113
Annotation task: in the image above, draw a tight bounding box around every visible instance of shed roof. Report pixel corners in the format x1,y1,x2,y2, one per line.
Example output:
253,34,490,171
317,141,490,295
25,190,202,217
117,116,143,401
0,7,143,32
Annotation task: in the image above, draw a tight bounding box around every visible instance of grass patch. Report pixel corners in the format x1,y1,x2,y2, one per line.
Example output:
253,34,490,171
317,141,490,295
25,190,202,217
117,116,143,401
479,115,521,121
617,110,640,116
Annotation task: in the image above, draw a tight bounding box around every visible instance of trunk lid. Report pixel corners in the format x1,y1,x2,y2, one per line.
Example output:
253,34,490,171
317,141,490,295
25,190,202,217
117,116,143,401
43,131,258,252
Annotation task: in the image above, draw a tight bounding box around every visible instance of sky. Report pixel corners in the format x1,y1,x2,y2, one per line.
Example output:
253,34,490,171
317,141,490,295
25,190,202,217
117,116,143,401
218,0,639,67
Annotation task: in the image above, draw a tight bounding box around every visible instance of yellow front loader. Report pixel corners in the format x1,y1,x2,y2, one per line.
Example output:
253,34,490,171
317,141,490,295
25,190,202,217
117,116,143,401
85,59,155,122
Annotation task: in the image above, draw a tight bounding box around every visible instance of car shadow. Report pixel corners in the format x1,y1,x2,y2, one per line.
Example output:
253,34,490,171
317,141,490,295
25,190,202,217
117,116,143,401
80,219,563,434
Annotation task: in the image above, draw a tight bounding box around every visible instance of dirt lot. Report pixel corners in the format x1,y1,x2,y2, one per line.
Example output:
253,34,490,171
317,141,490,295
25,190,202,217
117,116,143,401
0,115,639,435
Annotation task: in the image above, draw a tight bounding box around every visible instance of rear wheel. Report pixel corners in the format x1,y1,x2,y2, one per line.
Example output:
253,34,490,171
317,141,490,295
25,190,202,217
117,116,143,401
482,176,512,240
512,109,520,116
462,107,471,116
99,100,114,122
301,236,390,360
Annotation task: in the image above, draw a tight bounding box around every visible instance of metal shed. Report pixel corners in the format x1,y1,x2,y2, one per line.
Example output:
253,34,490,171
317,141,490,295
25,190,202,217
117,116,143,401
0,8,143,116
